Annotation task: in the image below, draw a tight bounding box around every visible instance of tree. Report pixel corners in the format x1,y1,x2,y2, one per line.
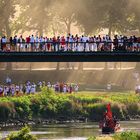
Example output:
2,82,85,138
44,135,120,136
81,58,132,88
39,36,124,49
53,0,79,34
13,0,53,36
128,0,140,34
102,0,129,36
76,0,106,35
76,0,133,36
0,0,16,37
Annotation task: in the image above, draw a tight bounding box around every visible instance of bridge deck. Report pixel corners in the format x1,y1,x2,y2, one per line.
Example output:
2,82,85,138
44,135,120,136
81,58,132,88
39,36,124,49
0,52,140,62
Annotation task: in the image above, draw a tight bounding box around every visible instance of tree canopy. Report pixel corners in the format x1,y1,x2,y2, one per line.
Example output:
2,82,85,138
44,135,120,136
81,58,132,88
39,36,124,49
0,0,140,36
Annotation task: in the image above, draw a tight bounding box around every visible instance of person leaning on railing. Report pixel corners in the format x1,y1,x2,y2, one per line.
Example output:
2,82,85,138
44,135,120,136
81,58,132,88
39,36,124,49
1,34,140,52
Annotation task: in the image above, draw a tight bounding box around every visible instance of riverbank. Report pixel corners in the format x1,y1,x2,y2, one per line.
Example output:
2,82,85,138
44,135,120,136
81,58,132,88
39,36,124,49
0,121,140,140
0,88,140,127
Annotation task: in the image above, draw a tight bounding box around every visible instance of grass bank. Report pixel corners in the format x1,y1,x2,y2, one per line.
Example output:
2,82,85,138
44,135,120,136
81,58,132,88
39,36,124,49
0,88,140,126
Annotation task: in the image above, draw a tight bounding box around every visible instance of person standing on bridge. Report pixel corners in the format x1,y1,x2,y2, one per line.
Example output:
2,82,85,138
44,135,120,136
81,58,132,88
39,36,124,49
30,35,35,51
13,35,18,51
53,36,57,52
18,35,25,52
113,35,118,51
92,36,97,52
26,36,31,51
61,36,66,51
0,86,3,97
35,36,39,51
1,36,7,51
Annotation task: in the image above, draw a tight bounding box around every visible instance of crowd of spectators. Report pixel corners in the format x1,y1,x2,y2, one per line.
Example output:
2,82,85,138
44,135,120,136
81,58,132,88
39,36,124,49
1,34,140,52
0,78,79,97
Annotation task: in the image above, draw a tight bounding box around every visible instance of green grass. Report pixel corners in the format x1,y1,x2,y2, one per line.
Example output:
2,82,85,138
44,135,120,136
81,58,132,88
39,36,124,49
76,91,140,104
88,131,140,140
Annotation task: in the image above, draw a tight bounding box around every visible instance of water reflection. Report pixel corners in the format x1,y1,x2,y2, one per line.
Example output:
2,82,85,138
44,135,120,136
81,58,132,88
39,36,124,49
0,121,140,140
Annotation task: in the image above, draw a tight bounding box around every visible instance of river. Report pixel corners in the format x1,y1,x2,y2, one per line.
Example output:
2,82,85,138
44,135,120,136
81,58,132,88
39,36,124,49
0,121,140,140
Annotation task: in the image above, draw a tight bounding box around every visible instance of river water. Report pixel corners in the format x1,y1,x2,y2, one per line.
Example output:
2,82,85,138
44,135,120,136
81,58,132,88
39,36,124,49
0,121,140,140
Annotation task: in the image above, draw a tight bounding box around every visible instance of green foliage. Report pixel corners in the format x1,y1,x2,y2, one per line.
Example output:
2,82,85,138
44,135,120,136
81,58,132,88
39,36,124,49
0,91,140,122
87,136,96,140
0,102,15,122
87,132,140,140
10,97,32,120
126,103,140,117
114,131,140,140
6,125,37,140
85,103,106,121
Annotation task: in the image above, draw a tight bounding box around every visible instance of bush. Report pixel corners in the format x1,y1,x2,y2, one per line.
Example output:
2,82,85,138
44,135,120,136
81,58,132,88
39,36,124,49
87,136,96,140
85,103,106,121
112,104,125,120
114,131,140,140
13,98,32,120
30,98,42,118
126,103,140,117
6,125,37,140
0,102,15,122
0,91,140,122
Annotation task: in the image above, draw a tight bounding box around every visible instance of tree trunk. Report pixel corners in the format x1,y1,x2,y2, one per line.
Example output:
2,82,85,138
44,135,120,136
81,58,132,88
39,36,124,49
29,63,32,71
108,23,112,37
52,25,56,37
135,63,140,71
66,22,71,34
56,62,60,71
114,62,117,69
5,23,11,37
38,25,43,36
65,22,71,69
104,62,108,70
6,63,12,71
78,63,84,71
120,62,122,70
66,62,70,70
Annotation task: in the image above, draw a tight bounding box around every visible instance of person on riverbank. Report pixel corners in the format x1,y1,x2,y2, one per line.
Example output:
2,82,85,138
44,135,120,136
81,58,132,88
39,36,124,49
135,84,140,94
0,86,3,96
31,83,36,94
74,84,79,92
0,81,79,97
6,77,12,86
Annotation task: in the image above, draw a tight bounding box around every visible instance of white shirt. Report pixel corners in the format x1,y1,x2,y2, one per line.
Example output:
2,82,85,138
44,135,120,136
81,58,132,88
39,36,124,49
35,37,39,43
30,36,35,43
2,38,7,43
82,36,89,42
0,87,3,92
16,85,20,91
31,84,36,93
63,85,67,93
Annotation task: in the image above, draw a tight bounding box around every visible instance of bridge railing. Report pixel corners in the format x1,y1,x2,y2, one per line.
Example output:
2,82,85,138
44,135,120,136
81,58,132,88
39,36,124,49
0,41,140,52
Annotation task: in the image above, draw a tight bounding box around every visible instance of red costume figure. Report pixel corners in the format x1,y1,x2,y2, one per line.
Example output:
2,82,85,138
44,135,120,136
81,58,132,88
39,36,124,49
102,104,117,130
106,103,113,120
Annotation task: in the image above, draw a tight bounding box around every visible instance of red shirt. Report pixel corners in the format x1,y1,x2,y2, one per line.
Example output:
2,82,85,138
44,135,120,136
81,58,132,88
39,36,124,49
26,37,30,43
61,38,66,46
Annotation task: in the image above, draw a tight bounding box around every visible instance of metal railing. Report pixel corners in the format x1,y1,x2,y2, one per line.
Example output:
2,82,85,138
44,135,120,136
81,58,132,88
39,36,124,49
0,41,140,52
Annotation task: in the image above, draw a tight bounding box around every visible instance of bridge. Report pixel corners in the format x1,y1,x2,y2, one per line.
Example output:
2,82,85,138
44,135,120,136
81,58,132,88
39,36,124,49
0,41,140,62
0,52,140,62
